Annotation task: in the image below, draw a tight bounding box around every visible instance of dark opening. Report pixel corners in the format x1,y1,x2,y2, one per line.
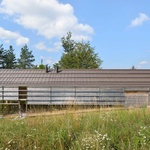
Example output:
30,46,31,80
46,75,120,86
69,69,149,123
19,86,27,113
19,86,27,100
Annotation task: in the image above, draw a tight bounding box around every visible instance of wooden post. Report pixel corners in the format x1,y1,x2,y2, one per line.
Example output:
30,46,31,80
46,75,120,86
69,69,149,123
25,102,27,113
50,87,52,104
99,87,100,106
18,100,21,117
26,88,28,113
74,87,76,108
75,87,76,100
2,86,4,114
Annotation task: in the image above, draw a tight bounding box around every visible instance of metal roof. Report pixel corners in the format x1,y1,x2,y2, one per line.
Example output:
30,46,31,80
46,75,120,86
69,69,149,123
0,69,150,88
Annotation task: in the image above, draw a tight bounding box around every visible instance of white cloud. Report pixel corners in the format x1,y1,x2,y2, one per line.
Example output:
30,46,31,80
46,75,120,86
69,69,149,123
0,26,29,45
0,0,93,41
40,56,58,66
130,13,150,27
139,61,148,65
35,41,61,52
137,60,150,69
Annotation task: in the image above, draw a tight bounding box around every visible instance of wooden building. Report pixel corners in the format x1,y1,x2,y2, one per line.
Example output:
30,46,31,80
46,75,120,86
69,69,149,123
0,69,150,111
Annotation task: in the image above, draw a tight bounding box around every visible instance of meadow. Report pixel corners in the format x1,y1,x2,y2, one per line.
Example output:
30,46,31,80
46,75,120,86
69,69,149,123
0,108,150,150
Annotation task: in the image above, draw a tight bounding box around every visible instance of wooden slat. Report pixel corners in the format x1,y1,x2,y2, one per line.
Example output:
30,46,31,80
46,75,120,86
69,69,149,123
0,103,19,105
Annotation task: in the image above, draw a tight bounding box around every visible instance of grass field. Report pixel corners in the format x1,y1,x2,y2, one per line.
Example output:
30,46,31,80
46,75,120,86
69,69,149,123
0,108,150,150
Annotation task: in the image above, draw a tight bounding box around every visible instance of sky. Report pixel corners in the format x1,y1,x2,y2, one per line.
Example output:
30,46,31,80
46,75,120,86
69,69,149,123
0,0,150,69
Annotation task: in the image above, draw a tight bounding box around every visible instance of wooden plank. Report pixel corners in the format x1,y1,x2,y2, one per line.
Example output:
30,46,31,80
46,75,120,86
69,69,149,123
3,87,18,100
148,92,150,105
0,103,19,105
125,92,148,107
52,87,75,92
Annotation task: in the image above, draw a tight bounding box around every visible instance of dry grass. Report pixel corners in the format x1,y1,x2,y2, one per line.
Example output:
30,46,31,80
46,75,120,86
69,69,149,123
0,107,150,150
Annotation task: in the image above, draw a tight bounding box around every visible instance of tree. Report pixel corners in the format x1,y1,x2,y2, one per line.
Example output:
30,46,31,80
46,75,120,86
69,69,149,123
0,44,5,62
131,65,136,70
3,45,16,69
35,59,46,69
17,45,35,69
0,44,4,58
0,44,5,68
58,32,102,69
61,31,75,53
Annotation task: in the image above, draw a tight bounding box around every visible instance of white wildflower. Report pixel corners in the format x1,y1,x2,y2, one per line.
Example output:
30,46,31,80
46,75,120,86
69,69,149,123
7,140,13,144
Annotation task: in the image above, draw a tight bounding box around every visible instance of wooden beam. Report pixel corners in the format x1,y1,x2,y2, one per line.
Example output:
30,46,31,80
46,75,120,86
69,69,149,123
0,103,19,105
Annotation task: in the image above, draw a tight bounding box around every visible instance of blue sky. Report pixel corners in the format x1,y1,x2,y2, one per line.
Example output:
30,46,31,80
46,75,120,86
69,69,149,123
0,0,150,69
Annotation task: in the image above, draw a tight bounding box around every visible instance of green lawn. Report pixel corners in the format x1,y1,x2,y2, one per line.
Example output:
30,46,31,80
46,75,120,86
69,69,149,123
0,108,150,150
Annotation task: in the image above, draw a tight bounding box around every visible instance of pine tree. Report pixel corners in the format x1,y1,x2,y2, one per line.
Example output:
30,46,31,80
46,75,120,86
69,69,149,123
0,44,4,68
4,45,16,69
17,45,35,69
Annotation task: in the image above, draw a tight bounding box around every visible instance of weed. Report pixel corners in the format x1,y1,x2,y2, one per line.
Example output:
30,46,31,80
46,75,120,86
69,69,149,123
0,108,150,149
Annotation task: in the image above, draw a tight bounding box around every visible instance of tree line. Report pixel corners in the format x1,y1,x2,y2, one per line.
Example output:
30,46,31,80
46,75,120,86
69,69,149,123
0,44,35,69
0,32,102,69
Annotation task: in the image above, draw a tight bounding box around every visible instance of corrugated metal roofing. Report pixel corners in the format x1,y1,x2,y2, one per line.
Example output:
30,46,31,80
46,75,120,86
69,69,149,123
0,69,150,88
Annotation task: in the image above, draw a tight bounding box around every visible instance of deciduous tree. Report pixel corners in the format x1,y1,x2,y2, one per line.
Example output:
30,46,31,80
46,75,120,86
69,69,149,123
58,32,102,69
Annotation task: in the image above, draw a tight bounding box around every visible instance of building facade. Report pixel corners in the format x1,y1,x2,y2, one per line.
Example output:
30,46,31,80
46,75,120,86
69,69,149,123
0,69,150,109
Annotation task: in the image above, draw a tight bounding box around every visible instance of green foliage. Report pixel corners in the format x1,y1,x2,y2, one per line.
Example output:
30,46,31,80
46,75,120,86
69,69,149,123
3,45,16,69
61,31,75,53
38,64,46,69
132,65,136,70
34,59,46,69
0,108,150,150
53,63,60,70
0,44,4,58
0,44,16,69
34,64,46,69
17,45,35,69
0,44,5,68
58,32,102,69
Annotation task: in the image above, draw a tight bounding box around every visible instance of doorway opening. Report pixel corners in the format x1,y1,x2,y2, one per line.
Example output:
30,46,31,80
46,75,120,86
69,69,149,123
18,86,27,113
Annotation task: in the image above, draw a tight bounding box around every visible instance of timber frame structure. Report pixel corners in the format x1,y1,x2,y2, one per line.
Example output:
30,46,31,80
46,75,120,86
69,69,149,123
0,69,150,113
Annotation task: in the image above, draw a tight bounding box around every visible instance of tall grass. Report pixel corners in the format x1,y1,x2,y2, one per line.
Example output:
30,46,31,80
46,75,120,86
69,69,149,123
0,108,150,150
